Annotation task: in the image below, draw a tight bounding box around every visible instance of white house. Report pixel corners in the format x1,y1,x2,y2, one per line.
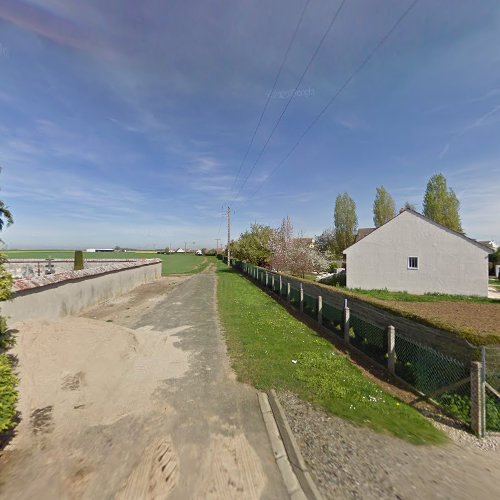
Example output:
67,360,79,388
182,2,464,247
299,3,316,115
343,209,493,297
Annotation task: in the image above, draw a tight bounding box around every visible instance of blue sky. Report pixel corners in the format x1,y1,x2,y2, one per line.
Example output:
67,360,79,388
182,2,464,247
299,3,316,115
0,0,499,250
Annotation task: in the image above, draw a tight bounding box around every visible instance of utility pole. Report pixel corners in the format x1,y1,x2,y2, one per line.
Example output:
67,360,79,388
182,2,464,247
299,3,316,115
215,238,221,254
184,241,187,255
227,206,231,266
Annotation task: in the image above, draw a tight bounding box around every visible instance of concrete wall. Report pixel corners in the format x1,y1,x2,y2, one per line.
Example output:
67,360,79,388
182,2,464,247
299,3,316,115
6,259,144,279
344,211,491,296
2,260,162,324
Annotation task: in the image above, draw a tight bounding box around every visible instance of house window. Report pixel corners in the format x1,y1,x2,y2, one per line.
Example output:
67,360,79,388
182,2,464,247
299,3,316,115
408,257,419,270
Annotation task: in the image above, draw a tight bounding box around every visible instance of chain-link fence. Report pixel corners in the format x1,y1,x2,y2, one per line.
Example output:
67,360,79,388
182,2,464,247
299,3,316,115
484,346,500,432
233,261,500,435
289,286,300,308
303,293,317,320
350,315,388,366
322,302,343,338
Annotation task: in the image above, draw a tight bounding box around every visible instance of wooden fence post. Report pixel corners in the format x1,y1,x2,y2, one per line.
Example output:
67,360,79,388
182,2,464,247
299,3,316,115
343,299,350,345
387,325,395,374
471,361,485,437
299,283,304,313
317,295,323,325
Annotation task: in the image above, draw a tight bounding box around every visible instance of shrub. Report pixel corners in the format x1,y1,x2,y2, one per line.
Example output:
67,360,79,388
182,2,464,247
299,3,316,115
74,250,84,271
319,270,346,287
0,354,17,432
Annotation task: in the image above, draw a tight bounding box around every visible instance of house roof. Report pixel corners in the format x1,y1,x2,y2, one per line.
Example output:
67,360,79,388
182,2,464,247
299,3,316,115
344,209,494,254
478,240,498,250
354,228,376,243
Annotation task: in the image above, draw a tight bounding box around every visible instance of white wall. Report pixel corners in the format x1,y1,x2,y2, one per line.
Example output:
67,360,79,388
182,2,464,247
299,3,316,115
2,262,162,324
344,211,490,296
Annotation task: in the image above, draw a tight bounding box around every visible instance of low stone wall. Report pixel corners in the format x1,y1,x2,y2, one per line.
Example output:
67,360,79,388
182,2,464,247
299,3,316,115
6,259,147,279
1,259,162,324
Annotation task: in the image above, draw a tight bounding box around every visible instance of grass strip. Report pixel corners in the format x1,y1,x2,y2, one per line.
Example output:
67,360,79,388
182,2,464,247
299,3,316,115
287,272,499,346
216,264,447,445
345,288,496,304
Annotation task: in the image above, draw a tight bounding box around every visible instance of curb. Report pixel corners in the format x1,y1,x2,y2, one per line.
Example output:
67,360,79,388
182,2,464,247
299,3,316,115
259,391,323,500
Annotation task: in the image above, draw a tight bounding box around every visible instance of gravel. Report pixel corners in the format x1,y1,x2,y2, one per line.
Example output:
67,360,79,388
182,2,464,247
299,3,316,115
277,391,500,500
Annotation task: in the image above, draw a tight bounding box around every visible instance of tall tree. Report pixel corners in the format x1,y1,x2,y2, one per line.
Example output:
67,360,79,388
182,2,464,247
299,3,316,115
334,193,358,255
315,228,336,255
0,167,13,232
373,186,396,227
231,223,273,266
0,201,13,232
423,174,462,232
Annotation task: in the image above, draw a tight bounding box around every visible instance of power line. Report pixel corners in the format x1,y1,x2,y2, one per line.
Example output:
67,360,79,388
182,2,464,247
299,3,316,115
233,0,347,201
230,0,311,194
247,0,420,200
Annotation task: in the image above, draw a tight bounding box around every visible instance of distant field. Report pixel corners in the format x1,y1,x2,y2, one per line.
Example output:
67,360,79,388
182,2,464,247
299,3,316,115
4,251,211,276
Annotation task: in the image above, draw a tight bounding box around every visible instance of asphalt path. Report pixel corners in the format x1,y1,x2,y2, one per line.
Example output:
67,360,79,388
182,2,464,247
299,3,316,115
0,270,288,499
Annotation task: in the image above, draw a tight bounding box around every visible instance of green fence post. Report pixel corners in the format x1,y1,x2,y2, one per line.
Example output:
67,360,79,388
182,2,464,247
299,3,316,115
279,276,283,297
271,274,275,291
299,283,304,313
287,282,291,303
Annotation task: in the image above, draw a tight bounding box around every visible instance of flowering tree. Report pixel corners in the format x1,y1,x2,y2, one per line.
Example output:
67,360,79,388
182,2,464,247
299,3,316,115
270,216,328,276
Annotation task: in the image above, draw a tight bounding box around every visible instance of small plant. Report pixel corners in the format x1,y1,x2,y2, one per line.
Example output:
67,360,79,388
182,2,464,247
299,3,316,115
74,250,84,271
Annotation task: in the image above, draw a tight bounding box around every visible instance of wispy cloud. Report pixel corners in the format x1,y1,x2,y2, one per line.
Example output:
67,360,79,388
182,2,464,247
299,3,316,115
439,103,500,158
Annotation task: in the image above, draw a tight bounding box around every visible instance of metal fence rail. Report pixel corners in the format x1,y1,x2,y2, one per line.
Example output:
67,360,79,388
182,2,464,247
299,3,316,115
231,259,500,436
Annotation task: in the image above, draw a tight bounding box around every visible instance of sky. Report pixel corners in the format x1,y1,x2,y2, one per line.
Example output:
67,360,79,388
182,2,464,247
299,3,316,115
0,0,499,250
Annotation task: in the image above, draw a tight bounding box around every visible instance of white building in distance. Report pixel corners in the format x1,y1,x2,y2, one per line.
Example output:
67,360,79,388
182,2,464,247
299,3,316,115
343,209,493,297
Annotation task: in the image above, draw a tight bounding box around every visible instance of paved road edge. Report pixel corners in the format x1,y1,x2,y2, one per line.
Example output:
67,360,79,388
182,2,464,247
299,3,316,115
258,391,323,500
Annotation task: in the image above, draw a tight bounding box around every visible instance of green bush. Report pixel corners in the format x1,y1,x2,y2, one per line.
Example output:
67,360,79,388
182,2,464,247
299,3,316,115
0,354,18,432
0,251,17,434
0,316,14,351
319,271,346,287
486,394,500,431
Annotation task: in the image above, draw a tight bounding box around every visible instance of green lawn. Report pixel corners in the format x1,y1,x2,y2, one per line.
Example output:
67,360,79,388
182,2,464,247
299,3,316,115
489,278,500,289
216,263,447,445
5,251,210,276
346,288,497,304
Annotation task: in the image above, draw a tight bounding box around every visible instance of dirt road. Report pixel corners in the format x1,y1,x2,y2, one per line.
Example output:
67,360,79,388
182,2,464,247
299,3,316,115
0,271,288,499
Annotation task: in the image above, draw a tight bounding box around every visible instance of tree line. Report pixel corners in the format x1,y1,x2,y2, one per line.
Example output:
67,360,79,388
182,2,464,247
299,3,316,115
230,173,464,275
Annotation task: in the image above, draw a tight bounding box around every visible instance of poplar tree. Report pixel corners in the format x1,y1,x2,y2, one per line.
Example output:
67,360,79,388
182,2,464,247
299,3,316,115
423,174,463,233
334,193,358,255
373,186,396,227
